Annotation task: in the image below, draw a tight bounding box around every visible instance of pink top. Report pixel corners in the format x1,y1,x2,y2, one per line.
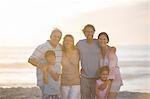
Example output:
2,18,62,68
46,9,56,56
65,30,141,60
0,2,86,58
95,79,108,99
99,46,123,86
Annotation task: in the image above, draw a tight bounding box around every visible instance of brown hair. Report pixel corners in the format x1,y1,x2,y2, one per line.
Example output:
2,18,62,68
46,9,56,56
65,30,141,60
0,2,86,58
62,34,76,52
99,66,109,74
98,32,109,43
44,50,56,59
82,24,95,33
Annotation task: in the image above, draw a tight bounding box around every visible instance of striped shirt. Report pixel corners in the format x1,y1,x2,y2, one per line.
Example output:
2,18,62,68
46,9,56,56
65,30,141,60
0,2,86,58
29,40,62,86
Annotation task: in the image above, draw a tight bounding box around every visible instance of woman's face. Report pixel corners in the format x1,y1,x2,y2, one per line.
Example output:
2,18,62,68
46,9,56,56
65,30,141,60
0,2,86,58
100,70,109,81
98,34,108,47
64,36,74,49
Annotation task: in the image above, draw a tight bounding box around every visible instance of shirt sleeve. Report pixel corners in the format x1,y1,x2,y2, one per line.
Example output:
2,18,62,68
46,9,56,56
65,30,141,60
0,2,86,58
29,45,43,61
108,52,118,80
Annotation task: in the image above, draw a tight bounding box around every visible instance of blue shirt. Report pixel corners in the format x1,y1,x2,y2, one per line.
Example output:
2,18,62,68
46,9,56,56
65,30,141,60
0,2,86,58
43,64,62,95
77,39,100,78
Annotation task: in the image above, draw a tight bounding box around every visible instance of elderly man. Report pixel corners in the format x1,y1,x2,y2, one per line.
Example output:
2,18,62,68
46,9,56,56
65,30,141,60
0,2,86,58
28,28,62,99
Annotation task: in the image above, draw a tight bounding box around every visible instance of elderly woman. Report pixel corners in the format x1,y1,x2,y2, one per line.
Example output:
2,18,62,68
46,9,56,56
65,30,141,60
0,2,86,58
98,32,123,99
61,34,80,99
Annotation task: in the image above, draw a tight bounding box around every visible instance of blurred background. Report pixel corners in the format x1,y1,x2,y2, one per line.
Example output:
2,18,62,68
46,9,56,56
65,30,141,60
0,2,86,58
0,0,149,93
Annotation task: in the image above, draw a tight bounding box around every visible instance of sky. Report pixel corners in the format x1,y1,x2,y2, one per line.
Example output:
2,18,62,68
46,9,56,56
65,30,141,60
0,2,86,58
0,0,149,47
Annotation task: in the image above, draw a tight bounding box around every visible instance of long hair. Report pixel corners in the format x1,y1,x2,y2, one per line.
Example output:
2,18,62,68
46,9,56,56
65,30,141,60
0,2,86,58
62,34,76,52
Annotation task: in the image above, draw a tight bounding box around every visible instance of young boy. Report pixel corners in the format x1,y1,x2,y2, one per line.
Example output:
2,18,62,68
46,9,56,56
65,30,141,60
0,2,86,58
95,66,111,99
42,50,61,99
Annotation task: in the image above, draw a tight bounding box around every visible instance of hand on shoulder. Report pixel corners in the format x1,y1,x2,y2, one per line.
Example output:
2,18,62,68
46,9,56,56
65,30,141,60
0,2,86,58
110,46,116,53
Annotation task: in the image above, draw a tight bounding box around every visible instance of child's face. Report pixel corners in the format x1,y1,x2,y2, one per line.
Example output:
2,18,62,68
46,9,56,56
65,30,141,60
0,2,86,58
100,70,109,81
46,55,56,65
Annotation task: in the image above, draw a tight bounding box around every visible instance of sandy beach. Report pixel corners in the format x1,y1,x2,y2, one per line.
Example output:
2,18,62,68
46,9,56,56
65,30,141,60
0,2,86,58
0,87,149,99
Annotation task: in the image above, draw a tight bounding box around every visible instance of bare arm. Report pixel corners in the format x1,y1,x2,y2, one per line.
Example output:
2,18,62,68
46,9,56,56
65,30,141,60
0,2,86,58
43,66,48,84
48,66,60,81
28,58,39,67
110,47,116,53
96,82,102,99
28,58,46,70
105,80,111,99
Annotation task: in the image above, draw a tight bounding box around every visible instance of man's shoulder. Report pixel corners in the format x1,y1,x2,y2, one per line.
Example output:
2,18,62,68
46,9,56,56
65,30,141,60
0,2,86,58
78,39,86,42
77,39,98,45
77,39,86,45
36,41,49,49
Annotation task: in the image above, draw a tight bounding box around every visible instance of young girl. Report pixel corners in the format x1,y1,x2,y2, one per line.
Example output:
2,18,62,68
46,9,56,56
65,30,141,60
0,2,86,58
95,66,111,99
98,32,123,99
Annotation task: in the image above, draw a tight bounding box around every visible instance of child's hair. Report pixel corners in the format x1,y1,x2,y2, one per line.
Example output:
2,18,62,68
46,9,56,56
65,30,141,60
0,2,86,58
99,66,109,74
44,50,56,59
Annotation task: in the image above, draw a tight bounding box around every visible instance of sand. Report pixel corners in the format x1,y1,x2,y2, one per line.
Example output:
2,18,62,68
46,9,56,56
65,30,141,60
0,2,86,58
0,87,149,99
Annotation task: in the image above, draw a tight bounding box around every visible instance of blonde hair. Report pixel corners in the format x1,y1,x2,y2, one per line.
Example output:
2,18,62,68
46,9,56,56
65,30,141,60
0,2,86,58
62,34,76,52
44,50,56,59
99,66,109,74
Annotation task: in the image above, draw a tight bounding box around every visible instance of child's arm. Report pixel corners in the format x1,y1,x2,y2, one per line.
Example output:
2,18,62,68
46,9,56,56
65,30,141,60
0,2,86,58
96,82,101,99
105,80,111,99
48,65,60,81
43,66,48,84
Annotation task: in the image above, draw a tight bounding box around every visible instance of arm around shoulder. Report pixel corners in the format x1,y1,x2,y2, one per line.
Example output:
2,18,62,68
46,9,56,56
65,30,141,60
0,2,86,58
28,58,38,67
110,46,116,53
28,58,45,69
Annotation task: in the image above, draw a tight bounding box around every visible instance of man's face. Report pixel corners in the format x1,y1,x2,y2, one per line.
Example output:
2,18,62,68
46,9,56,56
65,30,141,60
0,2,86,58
50,31,62,45
84,27,95,39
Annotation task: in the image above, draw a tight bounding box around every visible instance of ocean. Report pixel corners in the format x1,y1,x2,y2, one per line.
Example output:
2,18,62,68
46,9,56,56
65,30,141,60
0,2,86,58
0,45,149,93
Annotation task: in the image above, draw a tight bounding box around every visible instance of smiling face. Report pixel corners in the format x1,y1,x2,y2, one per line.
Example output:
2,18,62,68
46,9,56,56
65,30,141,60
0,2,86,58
100,70,109,81
45,50,56,65
84,27,95,40
63,35,74,50
50,30,62,46
82,24,95,43
98,34,109,47
46,54,56,65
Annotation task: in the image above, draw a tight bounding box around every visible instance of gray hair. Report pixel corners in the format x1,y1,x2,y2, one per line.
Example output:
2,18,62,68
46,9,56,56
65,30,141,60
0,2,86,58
51,28,62,36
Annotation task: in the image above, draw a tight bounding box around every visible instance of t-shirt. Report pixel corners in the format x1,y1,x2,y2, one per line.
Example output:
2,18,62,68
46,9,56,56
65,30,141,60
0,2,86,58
43,64,62,95
76,39,100,78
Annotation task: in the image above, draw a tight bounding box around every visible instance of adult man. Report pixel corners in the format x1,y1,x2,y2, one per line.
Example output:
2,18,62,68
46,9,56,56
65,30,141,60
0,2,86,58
28,28,62,99
76,24,100,99
77,24,116,99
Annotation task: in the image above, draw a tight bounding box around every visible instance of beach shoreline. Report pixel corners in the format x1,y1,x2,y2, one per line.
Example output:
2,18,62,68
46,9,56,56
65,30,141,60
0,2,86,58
0,87,150,99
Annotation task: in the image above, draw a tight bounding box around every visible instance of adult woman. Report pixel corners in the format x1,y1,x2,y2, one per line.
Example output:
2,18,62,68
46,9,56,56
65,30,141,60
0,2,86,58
98,32,123,99
61,34,80,99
